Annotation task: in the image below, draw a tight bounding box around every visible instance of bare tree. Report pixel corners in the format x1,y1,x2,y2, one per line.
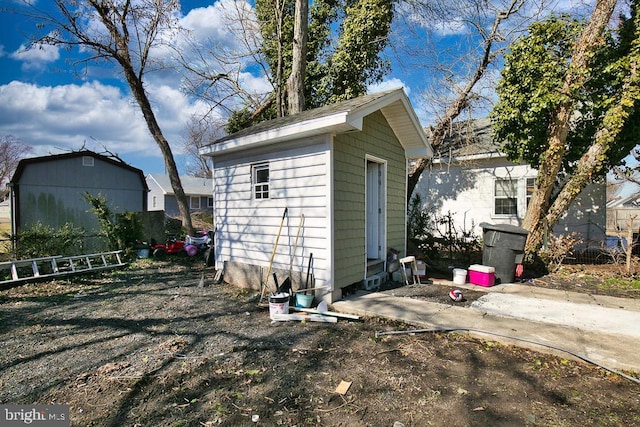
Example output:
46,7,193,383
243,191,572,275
0,135,33,199
177,0,272,119
18,0,195,234
182,115,226,179
399,0,535,201
611,147,640,187
286,0,308,114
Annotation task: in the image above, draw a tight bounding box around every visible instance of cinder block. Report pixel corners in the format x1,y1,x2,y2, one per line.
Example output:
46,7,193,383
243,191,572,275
363,272,387,290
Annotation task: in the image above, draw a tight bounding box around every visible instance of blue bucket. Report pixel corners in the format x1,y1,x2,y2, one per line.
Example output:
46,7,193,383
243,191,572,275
296,293,314,308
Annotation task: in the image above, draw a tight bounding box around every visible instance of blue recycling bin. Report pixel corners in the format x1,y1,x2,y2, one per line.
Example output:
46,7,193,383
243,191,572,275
479,222,529,284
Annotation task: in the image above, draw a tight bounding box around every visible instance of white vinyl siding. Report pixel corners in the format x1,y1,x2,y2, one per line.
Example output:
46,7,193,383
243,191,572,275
213,139,331,287
415,160,605,243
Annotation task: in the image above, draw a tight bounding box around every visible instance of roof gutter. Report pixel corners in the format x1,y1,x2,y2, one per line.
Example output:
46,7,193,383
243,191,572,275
200,112,357,158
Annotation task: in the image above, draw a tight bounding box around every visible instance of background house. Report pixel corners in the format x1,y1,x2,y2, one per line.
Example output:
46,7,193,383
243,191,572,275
607,192,640,234
200,89,432,303
414,118,606,246
0,199,9,225
9,151,148,248
146,173,213,217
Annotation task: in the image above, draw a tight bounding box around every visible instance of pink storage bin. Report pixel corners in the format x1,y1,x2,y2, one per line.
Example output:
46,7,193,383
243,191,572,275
468,264,495,287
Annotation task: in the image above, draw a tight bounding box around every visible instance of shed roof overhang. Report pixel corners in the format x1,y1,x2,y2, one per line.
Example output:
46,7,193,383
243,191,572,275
199,89,432,159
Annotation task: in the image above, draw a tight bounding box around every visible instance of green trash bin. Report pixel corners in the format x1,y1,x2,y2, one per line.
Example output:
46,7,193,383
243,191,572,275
479,222,529,284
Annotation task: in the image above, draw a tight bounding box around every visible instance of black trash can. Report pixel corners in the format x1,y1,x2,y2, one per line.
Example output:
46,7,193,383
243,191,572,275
479,222,529,284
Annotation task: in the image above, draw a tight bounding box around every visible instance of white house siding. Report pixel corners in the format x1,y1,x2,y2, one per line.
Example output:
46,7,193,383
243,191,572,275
416,158,606,244
145,175,166,212
213,137,332,294
333,111,407,291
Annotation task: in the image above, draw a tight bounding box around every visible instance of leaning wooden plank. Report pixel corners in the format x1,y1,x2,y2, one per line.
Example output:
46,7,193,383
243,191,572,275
270,313,337,323
291,307,360,320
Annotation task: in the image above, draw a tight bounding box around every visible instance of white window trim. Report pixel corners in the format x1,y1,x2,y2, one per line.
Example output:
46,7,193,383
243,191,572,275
492,175,538,219
493,178,518,217
252,162,270,200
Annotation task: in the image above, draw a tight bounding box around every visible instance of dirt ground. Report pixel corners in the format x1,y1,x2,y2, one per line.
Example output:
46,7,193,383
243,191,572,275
0,259,639,427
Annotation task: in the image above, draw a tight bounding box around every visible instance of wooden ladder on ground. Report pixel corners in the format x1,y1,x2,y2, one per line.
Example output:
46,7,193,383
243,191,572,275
0,251,126,287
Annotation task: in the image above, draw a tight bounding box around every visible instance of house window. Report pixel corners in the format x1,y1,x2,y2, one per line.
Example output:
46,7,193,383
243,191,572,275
190,196,201,209
494,179,517,215
526,178,536,208
207,197,214,208
152,196,157,209
253,163,269,199
82,156,94,166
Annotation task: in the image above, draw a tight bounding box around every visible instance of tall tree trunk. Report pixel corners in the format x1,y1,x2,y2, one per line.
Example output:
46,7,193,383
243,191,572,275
122,65,195,236
274,0,286,117
527,45,640,250
287,0,307,114
522,0,620,254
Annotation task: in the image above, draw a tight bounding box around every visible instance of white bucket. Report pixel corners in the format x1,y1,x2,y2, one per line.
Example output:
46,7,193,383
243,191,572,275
453,268,467,285
269,293,290,320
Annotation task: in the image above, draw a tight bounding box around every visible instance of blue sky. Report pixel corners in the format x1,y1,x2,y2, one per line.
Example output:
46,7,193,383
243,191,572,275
0,0,585,177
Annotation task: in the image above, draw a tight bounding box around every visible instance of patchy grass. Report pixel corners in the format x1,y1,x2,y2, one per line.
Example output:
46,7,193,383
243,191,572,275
603,277,640,291
532,264,640,299
0,262,639,426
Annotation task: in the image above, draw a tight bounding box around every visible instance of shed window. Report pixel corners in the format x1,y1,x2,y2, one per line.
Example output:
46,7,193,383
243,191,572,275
253,163,269,199
494,179,517,215
190,196,201,209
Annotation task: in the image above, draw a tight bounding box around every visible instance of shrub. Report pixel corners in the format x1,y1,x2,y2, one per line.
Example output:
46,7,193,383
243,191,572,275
538,232,584,272
407,195,482,267
84,192,143,251
14,222,85,258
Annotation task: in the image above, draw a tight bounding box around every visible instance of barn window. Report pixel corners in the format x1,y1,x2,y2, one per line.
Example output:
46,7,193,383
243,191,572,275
253,163,269,199
82,156,94,166
494,179,517,215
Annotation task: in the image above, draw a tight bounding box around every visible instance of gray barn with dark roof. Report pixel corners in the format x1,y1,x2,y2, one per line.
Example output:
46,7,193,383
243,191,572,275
9,150,148,244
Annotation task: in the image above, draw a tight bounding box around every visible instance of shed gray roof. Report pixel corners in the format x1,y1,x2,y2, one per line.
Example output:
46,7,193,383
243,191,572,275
430,118,505,161
147,174,212,196
201,88,433,159
11,150,148,191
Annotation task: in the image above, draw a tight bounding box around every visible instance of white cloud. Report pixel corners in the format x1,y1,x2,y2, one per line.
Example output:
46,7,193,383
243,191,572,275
0,80,204,172
181,0,256,46
11,40,60,71
0,0,271,173
368,78,409,96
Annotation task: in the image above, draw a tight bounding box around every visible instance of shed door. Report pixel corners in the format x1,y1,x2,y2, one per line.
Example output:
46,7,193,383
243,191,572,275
366,159,386,260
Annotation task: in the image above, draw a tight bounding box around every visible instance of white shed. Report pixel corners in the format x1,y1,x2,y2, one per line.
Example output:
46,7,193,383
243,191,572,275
200,89,432,302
